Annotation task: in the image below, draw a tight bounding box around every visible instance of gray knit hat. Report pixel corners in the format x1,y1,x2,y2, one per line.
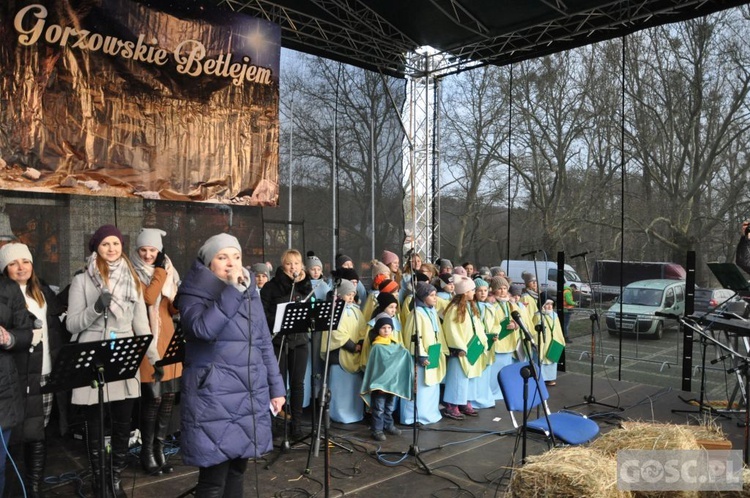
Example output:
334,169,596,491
306,251,323,270
337,278,357,297
251,263,270,278
198,233,241,265
415,282,436,302
136,228,166,251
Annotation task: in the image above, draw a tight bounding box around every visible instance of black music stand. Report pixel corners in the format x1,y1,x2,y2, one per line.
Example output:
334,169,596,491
707,263,750,294
41,335,153,496
155,320,184,367
265,300,348,470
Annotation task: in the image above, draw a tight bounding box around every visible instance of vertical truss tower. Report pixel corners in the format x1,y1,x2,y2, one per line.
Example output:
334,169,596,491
402,49,457,261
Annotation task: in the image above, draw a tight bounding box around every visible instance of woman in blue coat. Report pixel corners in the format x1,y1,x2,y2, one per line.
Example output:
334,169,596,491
177,233,286,497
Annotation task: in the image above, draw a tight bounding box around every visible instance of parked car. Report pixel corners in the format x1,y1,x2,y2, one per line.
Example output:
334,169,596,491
604,279,686,339
693,288,740,313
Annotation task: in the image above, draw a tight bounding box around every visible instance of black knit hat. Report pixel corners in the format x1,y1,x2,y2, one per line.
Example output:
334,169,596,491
376,291,398,310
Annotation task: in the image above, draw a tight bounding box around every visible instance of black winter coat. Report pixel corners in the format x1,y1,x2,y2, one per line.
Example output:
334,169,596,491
11,284,66,443
737,236,750,276
260,267,313,349
0,278,33,431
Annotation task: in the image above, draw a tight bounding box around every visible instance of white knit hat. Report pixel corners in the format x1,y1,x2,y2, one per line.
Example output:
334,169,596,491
453,275,476,295
136,228,167,251
0,242,33,272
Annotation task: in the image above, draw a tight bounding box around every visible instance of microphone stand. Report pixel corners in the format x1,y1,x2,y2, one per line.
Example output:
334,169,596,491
266,272,299,467
530,252,546,379
305,279,344,496
378,249,435,473
564,252,623,414
514,315,557,463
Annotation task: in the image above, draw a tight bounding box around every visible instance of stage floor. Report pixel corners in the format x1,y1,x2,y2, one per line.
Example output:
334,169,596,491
10,370,746,498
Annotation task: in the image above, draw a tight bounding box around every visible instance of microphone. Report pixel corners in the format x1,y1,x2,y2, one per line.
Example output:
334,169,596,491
28,312,42,329
711,354,731,365
570,251,589,259
511,310,535,345
654,311,681,320
289,271,300,301
405,247,415,257
101,289,111,322
535,322,546,343
521,250,540,257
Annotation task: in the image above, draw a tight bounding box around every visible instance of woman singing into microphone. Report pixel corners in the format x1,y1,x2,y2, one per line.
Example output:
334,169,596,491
177,233,285,496
260,249,312,438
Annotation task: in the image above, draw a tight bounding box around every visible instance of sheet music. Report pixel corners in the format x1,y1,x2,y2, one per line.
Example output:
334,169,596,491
273,302,291,333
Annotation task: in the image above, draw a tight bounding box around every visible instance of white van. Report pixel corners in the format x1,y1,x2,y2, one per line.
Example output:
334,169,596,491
497,260,591,300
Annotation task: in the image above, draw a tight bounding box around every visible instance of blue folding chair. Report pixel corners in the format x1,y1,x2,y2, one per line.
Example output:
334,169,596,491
497,361,599,447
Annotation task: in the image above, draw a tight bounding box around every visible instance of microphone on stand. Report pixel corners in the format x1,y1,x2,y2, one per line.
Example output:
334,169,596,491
521,250,540,257
289,271,300,301
511,310,535,345
101,289,111,323
571,251,590,259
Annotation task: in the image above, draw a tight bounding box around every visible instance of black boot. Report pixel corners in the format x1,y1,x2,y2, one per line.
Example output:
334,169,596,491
110,421,130,498
86,423,113,498
154,393,175,474
24,440,46,498
139,397,162,475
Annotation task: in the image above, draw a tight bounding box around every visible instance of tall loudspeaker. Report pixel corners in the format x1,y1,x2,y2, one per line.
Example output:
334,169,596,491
681,251,696,392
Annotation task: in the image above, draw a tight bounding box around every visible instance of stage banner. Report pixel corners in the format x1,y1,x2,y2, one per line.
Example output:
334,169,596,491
0,0,281,205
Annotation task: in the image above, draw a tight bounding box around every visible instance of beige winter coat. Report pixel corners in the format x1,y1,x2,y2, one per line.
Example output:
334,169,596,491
66,271,159,405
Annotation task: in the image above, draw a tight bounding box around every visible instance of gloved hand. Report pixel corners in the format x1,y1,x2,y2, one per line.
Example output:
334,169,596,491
94,290,112,313
154,251,166,269
153,365,164,382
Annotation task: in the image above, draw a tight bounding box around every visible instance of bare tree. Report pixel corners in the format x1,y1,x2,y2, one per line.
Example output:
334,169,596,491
280,54,405,266
624,11,750,280
440,66,509,264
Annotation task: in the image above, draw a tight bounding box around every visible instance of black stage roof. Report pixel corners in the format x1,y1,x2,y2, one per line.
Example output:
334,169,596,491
211,0,749,78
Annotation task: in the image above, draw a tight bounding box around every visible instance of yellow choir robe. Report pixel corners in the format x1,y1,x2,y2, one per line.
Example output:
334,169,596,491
442,304,488,379
403,304,447,386
532,311,566,365
321,303,365,373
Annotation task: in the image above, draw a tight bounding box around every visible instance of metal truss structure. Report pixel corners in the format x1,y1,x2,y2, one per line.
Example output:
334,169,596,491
213,0,748,255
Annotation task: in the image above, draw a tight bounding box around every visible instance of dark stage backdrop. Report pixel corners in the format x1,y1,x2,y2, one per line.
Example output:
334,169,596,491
0,0,281,205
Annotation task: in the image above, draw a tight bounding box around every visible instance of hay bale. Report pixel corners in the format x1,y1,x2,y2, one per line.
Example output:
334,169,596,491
507,446,631,498
682,422,726,442
591,422,701,457
700,467,750,498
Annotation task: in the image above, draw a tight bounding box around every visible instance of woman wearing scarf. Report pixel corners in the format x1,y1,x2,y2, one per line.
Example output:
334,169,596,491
131,228,182,475
66,225,160,498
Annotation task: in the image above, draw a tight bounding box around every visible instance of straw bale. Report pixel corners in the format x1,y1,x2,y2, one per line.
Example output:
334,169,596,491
591,422,701,457
682,423,725,442
507,446,631,498
699,467,750,498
